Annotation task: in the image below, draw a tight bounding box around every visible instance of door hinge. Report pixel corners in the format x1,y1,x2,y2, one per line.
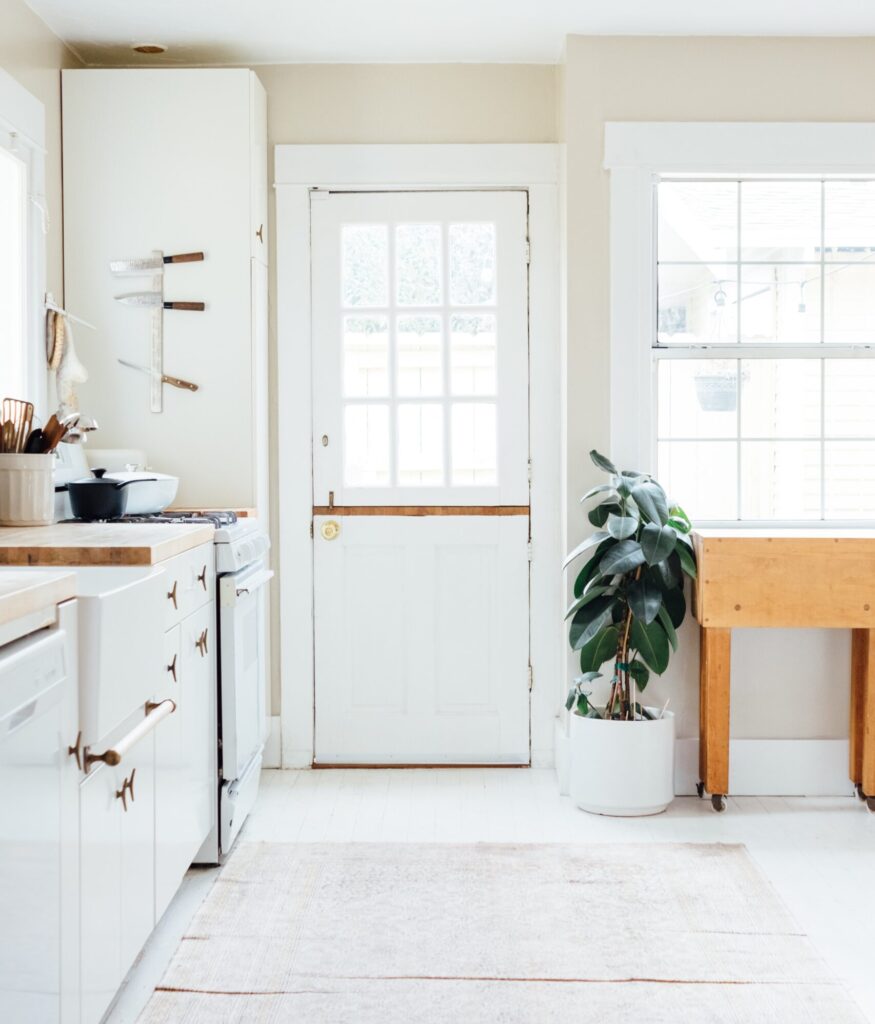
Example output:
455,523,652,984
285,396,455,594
527,458,532,483
528,663,534,691
527,541,533,562
309,521,314,538
524,240,531,264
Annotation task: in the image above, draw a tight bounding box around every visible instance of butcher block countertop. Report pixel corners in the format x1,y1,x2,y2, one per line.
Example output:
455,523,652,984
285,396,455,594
0,522,214,567
0,570,77,626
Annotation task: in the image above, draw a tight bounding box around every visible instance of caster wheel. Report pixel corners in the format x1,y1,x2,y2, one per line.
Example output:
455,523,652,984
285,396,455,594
855,783,866,801
867,797,875,814
711,794,726,813
696,781,705,799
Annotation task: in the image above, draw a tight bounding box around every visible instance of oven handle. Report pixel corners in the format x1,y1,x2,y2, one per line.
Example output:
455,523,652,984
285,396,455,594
222,568,274,606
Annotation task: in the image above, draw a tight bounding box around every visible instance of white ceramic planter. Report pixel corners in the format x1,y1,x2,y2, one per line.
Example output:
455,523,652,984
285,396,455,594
569,709,675,817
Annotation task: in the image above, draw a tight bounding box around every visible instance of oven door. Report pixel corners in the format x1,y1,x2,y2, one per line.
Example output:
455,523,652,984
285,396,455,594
218,560,273,781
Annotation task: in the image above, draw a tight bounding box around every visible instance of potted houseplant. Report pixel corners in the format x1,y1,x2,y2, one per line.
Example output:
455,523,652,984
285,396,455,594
563,450,697,816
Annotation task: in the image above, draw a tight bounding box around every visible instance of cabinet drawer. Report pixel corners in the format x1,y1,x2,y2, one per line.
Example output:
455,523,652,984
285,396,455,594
161,544,215,630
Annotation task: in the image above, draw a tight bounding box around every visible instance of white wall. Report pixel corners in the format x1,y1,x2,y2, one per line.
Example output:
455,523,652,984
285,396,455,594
558,36,875,741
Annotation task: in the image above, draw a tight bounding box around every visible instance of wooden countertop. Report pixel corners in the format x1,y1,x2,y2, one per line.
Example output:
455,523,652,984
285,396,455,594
0,523,214,567
0,570,77,626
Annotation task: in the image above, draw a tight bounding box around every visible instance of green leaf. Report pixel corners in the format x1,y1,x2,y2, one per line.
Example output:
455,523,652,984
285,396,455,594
676,541,698,579
630,617,670,674
590,450,618,475
565,584,611,620
569,596,616,650
653,552,681,589
579,625,619,673
563,530,609,569
628,659,650,692
589,501,622,528
575,694,590,716
661,585,687,629
627,578,662,625
575,671,603,684
565,686,577,711
599,539,646,576
640,523,677,566
606,513,638,540
657,604,679,652
668,504,692,533
573,541,611,598
631,481,669,525
580,483,617,504
673,529,694,550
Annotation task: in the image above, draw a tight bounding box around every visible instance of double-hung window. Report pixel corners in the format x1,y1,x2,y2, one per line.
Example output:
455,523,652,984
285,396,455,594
655,176,875,522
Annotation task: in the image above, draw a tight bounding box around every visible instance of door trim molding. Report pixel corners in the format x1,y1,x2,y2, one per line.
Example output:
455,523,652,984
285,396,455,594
275,143,561,768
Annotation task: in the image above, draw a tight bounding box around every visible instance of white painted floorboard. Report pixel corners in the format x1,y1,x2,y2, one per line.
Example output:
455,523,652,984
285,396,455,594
106,768,875,1023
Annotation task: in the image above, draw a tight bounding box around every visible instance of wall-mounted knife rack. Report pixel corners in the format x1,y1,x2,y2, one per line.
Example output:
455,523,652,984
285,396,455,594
110,249,205,413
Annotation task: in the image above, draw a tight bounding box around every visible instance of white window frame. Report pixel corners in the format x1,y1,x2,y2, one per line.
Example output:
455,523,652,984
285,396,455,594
275,144,561,769
0,67,47,411
605,122,875,527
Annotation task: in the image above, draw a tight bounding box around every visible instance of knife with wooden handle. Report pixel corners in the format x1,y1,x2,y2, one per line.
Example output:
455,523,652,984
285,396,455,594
115,293,205,311
118,359,199,391
109,252,204,274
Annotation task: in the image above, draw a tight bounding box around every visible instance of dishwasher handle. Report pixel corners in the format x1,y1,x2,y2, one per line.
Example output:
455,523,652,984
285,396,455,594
85,698,176,770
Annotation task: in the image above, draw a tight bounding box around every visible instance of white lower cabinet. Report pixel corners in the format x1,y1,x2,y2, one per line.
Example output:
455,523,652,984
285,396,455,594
79,732,155,1024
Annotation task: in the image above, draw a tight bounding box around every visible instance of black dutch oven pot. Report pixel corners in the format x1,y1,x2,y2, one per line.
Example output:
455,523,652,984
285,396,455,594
56,468,156,521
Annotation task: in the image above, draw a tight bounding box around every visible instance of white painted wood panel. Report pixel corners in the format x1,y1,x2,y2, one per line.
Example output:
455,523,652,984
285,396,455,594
314,515,529,764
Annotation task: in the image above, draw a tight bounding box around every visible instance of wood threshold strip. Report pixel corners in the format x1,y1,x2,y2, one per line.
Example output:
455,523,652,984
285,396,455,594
312,505,529,517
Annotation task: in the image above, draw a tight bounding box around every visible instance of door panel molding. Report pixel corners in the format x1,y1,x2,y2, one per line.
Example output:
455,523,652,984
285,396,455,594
276,144,561,770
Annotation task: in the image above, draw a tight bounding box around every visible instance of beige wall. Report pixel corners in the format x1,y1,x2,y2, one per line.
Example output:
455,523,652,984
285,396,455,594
560,36,875,741
0,0,80,301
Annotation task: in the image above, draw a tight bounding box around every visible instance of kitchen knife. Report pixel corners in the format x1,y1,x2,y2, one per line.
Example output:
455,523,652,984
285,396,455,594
118,359,199,392
109,252,204,275
115,293,205,311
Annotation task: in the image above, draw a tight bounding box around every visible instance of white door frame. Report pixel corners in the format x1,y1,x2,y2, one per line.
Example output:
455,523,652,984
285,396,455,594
275,144,561,768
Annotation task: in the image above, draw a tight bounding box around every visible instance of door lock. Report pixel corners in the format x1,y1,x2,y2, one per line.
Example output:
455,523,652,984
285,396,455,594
321,434,329,447
320,520,340,541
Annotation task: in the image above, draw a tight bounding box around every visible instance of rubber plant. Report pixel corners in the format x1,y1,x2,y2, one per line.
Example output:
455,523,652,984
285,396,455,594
564,450,697,721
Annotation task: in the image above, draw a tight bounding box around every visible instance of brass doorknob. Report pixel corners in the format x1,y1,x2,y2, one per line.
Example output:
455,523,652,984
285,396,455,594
320,520,340,541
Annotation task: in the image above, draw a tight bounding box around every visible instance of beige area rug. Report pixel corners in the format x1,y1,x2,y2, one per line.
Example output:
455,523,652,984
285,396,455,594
139,842,865,1023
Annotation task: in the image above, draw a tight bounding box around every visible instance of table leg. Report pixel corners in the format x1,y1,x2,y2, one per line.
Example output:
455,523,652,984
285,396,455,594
699,626,731,808
850,629,868,794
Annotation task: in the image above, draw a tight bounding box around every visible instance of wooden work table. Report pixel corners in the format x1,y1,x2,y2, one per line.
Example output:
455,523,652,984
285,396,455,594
0,522,214,567
692,528,875,811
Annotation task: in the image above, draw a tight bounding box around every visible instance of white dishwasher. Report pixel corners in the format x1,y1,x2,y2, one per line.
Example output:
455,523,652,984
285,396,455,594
0,601,78,1024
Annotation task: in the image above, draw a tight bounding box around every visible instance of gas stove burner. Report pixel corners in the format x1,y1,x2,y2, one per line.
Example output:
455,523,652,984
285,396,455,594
118,510,239,527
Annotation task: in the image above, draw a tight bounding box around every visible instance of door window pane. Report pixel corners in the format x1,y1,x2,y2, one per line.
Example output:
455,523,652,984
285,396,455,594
824,181,875,261
397,316,442,397
449,223,496,305
344,405,390,486
451,314,496,396
452,404,497,486
825,360,875,437
396,224,442,306
343,316,388,397
740,441,821,520
825,441,875,518
657,360,737,439
342,224,388,308
657,264,737,344
824,265,875,344
397,404,444,486
657,181,738,263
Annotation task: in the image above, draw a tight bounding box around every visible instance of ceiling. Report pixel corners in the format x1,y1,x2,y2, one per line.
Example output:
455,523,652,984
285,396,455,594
26,0,875,66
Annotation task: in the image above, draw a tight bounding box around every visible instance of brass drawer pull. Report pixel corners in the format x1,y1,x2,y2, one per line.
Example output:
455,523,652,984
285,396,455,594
167,652,177,682
195,628,209,657
198,565,208,590
116,768,136,812
167,579,178,609
256,223,264,243
68,731,83,771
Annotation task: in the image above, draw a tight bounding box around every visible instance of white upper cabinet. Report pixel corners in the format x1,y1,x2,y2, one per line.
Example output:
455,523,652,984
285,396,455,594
61,69,269,510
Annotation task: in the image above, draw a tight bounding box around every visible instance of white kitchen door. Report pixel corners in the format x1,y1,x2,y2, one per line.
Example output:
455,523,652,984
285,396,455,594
311,190,530,764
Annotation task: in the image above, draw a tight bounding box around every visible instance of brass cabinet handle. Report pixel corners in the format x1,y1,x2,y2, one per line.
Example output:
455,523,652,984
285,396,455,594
116,768,136,812
195,628,208,657
256,223,264,243
198,565,208,590
68,731,83,771
167,579,178,609
167,652,177,682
